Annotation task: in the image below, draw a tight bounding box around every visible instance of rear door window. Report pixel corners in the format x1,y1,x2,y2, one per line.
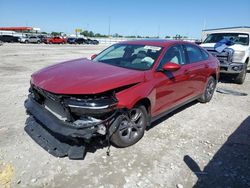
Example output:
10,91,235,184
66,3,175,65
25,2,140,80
185,44,204,63
200,48,209,60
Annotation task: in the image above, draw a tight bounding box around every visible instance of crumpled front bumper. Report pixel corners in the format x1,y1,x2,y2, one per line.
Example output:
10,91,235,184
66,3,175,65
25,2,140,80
24,96,101,159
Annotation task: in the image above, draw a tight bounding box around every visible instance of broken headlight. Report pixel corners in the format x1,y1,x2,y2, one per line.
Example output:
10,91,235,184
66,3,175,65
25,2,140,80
63,95,118,117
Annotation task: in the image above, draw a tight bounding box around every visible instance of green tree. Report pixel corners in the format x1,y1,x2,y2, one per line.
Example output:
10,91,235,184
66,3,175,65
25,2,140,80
51,32,62,36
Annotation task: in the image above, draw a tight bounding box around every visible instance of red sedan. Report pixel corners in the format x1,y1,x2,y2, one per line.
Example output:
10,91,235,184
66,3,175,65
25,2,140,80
25,40,219,159
44,36,67,44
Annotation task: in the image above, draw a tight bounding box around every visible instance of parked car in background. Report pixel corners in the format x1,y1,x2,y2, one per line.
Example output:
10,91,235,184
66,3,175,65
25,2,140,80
201,31,250,84
19,36,28,43
42,37,49,43
89,39,99,45
25,40,219,159
20,36,41,43
67,37,77,44
75,38,99,45
37,35,47,43
75,38,87,44
0,35,20,43
44,37,67,44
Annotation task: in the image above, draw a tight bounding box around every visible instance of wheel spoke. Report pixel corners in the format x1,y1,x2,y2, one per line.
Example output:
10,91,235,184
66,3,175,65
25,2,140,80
132,125,139,131
131,110,142,122
133,122,142,130
128,128,132,139
119,125,128,131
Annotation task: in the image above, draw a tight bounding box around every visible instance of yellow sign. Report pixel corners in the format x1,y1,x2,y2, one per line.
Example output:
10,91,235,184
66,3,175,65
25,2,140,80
75,29,82,33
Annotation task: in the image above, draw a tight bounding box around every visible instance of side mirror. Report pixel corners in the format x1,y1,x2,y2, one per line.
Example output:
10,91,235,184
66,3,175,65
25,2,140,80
162,62,181,71
91,54,97,60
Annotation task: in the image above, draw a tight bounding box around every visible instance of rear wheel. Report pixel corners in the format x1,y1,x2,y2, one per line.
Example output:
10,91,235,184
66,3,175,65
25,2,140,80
198,76,216,103
235,64,247,84
111,105,147,147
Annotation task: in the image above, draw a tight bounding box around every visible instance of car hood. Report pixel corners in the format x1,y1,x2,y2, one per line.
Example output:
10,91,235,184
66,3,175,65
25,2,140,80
200,43,248,51
31,58,145,94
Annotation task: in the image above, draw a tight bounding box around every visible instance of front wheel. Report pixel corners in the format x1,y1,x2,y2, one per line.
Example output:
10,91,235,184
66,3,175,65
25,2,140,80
111,105,148,148
235,65,247,84
198,76,216,103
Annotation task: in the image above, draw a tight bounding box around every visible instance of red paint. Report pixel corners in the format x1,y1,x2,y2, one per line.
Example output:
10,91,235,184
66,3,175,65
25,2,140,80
31,59,145,94
31,40,219,118
162,62,181,71
0,27,33,31
45,37,67,44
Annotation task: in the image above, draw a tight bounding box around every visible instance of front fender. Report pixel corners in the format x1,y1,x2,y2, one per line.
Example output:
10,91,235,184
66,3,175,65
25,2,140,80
116,81,155,110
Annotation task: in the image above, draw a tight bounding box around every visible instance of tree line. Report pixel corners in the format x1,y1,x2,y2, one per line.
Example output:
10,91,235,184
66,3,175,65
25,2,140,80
45,31,188,39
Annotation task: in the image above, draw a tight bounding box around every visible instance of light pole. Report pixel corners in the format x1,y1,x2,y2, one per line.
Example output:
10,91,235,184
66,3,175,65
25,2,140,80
108,16,111,43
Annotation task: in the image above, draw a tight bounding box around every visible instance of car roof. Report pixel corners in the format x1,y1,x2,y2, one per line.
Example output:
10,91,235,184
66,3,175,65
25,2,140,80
118,39,193,47
208,31,250,34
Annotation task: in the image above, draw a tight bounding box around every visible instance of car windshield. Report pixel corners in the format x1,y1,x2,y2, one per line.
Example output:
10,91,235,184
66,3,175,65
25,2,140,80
203,33,249,45
93,44,163,70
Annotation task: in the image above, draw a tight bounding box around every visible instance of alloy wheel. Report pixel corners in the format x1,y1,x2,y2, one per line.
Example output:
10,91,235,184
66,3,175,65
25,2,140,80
118,108,144,143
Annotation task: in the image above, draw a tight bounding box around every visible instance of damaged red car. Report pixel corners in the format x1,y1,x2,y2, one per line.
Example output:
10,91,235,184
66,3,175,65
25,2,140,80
25,40,219,159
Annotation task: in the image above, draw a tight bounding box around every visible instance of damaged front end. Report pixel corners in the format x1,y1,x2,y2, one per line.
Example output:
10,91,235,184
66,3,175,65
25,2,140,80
24,84,122,159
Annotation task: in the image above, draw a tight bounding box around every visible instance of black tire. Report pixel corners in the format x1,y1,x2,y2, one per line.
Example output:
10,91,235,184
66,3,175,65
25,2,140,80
111,105,148,148
198,76,216,103
235,65,247,84
25,40,28,44
37,40,41,44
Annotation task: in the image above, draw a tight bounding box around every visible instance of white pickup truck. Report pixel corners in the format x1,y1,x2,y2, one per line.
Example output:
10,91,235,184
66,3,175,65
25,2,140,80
200,31,250,84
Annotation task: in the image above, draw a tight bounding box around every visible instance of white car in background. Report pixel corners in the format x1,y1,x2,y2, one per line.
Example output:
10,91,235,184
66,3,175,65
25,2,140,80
200,31,250,84
20,36,41,43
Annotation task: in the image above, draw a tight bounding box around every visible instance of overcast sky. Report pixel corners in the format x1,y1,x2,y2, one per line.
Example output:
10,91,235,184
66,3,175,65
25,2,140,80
0,0,250,38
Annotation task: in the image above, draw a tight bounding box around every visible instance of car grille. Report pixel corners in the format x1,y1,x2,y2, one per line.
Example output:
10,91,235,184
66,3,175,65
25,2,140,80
204,47,232,64
30,85,68,121
44,98,68,121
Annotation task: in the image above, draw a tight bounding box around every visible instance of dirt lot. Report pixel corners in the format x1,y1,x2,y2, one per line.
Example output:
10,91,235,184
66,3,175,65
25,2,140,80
0,43,249,188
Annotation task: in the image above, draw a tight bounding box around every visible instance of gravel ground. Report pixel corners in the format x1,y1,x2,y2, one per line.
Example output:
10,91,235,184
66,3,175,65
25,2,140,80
0,43,249,188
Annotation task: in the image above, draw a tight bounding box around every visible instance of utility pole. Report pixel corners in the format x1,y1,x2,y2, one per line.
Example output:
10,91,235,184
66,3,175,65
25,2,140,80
108,17,111,37
202,18,207,41
203,19,207,30
108,16,111,44
157,25,160,38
